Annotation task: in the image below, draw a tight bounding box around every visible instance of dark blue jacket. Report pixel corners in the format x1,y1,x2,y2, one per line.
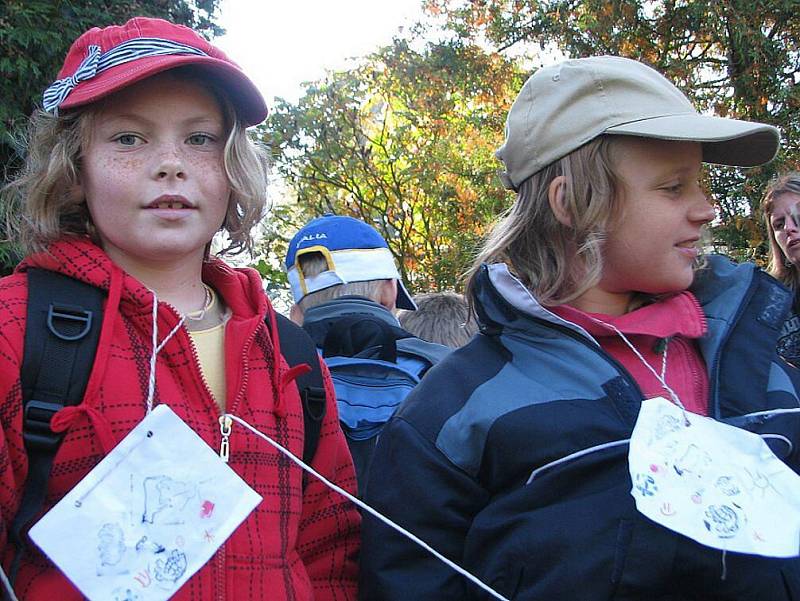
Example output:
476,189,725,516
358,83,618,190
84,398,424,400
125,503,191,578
361,256,800,600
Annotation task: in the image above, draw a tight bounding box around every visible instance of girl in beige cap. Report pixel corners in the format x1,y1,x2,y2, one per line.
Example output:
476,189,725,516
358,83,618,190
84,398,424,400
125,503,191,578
361,56,800,600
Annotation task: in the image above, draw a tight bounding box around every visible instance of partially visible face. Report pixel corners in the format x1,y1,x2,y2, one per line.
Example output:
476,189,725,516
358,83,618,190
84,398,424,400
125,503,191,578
767,192,800,267
592,137,715,310
81,73,231,273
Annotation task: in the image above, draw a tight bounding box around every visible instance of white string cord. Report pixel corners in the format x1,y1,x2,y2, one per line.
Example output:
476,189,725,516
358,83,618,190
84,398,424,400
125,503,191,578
0,562,19,601
589,318,688,421
225,413,511,601
145,291,185,414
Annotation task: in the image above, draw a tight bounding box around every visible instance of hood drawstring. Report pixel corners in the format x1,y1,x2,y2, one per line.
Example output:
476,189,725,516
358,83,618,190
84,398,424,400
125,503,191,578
266,303,288,418
51,405,117,455
50,266,124,450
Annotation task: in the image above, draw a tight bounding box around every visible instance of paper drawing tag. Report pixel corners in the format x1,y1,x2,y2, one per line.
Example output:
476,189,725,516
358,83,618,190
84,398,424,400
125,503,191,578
29,405,262,601
628,396,800,557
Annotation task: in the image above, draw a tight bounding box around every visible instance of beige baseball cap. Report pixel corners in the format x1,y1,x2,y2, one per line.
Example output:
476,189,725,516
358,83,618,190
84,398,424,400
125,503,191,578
495,56,781,190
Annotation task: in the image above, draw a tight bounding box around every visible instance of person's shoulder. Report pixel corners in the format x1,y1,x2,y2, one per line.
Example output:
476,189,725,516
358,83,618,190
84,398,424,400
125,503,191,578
397,335,451,365
396,333,507,426
0,271,29,301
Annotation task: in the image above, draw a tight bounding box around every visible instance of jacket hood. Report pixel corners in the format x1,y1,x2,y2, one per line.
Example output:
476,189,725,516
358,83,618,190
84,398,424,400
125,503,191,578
18,237,270,321
473,255,776,344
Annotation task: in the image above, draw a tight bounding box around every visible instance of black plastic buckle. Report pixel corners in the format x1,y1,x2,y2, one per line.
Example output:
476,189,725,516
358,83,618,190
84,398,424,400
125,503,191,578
303,387,327,421
47,303,93,341
22,400,64,451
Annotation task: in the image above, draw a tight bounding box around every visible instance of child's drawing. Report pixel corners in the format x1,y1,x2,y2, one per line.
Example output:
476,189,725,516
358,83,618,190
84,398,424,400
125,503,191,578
29,405,262,601
141,476,196,525
703,504,744,539
112,587,141,601
672,444,711,479
135,536,165,555
154,549,187,585
97,523,131,576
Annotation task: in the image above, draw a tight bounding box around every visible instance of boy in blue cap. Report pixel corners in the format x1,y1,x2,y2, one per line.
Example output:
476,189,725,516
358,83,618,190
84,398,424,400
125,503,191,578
286,215,449,490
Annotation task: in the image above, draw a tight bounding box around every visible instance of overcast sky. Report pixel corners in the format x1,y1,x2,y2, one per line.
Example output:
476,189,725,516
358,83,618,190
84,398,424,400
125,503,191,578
216,0,427,104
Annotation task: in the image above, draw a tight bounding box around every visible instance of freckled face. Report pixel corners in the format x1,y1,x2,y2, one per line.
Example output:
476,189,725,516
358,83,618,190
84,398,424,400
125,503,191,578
81,74,231,273
767,193,800,267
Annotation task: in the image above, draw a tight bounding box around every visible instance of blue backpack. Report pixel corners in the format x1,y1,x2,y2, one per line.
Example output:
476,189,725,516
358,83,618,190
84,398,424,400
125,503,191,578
318,316,449,490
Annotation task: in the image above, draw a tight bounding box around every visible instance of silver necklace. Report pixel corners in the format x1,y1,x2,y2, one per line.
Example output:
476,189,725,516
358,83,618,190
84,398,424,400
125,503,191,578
184,284,214,322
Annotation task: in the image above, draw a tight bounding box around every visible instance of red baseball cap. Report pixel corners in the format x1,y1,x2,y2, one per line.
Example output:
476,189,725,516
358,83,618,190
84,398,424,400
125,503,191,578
43,17,267,126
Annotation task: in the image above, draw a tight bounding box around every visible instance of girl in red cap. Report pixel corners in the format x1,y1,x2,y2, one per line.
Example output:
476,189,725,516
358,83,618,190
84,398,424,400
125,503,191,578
1,17,359,600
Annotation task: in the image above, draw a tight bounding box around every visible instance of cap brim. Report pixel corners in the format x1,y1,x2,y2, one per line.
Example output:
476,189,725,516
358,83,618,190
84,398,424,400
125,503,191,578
396,281,417,311
606,114,780,167
58,54,267,126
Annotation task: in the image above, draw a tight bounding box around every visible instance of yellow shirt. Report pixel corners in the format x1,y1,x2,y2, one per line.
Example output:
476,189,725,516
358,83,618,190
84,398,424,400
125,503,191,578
189,322,226,412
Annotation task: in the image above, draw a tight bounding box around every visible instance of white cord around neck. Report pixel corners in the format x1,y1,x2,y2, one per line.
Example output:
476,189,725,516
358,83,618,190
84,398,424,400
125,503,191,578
590,317,686,415
146,291,185,414
226,413,511,601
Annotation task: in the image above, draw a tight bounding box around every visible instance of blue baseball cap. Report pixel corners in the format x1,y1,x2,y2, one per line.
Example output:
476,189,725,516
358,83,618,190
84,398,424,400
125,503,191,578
285,215,417,310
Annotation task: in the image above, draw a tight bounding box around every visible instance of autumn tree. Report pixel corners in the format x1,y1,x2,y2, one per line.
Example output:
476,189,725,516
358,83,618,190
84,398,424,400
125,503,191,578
264,37,525,291
426,0,800,261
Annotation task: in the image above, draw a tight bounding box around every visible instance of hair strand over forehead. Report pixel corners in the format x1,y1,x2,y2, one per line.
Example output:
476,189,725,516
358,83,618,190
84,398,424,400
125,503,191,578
466,136,623,308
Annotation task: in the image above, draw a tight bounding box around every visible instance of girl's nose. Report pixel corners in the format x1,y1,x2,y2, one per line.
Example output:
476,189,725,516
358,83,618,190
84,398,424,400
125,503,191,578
153,146,186,180
691,194,716,225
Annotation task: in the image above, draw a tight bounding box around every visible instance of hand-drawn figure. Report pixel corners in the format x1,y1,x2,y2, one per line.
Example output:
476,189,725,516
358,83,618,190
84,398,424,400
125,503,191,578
135,535,165,555
703,504,743,539
743,467,781,498
200,500,215,519
97,523,130,576
154,548,188,585
653,413,682,441
715,475,741,496
112,587,141,601
634,473,658,497
141,476,196,525
673,444,712,479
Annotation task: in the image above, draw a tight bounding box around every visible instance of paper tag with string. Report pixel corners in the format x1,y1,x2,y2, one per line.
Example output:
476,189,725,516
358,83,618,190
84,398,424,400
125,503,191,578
29,404,261,601
629,396,800,557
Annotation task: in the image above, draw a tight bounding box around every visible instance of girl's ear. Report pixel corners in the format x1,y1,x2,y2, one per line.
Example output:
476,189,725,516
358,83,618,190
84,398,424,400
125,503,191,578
548,175,572,227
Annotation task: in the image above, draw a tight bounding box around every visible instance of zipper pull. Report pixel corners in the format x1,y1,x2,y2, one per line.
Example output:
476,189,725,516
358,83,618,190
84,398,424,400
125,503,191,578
219,415,232,463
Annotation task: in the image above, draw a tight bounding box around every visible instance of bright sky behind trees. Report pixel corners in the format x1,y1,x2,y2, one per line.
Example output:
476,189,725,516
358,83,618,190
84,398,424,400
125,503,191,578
216,0,427,103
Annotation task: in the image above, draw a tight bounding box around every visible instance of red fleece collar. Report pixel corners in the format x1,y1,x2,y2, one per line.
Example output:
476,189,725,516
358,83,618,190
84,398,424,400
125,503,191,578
551,291,707,340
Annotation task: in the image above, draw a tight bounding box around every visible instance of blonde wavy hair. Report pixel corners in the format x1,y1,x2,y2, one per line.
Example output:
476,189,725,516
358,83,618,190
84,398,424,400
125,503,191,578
3,66,269,257
466,135,623,307
763,172,800,291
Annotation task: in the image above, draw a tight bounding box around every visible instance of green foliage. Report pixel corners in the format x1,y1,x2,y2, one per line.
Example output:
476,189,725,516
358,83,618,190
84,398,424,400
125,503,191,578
263,35,525,292
426,0,800,261
0,0,222,273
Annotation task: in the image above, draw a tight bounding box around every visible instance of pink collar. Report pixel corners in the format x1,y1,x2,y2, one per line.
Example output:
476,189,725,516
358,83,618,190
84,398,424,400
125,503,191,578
550,291,707,340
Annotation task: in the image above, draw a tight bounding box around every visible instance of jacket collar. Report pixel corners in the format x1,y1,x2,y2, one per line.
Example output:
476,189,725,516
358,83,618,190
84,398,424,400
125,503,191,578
17,237,269,321
474,255,784,345
301,296,401,347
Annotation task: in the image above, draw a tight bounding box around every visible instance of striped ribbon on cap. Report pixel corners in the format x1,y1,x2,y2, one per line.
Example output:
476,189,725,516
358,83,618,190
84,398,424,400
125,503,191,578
43,37,208,113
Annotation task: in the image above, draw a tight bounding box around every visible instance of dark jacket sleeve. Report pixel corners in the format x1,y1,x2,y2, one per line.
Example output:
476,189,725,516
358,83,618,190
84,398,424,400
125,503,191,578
359,415,490,600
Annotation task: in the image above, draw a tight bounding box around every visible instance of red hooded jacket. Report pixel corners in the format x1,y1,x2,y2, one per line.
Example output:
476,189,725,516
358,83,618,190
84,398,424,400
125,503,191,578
0,238,360,599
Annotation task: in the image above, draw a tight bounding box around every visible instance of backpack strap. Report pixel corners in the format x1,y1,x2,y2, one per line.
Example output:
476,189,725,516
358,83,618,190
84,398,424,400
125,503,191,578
273,313,326,465
10,268,105,580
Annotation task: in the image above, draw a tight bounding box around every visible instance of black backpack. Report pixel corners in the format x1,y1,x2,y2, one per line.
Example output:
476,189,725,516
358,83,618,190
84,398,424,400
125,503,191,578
8,268,326,582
